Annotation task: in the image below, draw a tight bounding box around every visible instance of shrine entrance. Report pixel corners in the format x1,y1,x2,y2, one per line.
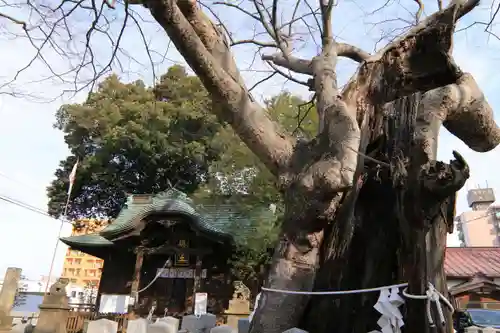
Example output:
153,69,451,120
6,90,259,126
130,218,216,317
146,271,188,315
150,266,208,315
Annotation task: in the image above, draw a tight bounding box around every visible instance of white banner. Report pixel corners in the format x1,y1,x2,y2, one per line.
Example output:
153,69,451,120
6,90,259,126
156,268,207,279
98,294,129,314
194,292,208,317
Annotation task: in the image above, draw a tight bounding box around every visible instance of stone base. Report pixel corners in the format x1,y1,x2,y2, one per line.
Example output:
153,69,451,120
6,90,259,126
0,316,14,332
226,314,250,329
33,308,70,333
225,299,250,329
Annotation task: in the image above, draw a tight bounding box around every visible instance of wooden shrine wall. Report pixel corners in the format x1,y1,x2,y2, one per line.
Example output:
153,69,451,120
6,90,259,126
96,249,135,312
136,242,233,316
96,216,237,316
98,250,135,294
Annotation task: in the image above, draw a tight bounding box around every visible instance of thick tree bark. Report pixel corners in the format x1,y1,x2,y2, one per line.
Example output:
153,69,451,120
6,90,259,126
300,93,469,333
250,3,487,333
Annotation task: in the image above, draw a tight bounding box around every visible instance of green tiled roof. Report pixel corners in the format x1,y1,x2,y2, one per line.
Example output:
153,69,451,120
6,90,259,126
60,189,273,249
60,234,114,247
99,189,196,239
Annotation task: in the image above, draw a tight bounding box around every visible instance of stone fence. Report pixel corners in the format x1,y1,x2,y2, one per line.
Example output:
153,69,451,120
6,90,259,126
58,315,308,333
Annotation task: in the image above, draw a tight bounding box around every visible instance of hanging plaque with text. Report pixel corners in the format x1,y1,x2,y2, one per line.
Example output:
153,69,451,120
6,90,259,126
157,268,207,279
175,239,189,266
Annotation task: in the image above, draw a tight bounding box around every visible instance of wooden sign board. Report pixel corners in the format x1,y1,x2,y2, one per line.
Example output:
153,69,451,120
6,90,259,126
175,239,189,266
175,253,189,266
131,194,153,204
157,268,207,279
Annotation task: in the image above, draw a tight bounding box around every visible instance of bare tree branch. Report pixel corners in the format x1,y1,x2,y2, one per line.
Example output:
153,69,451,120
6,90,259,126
146,0,294,176
212,1,261,21
231,39,277,47
414,0,424,23
0,11,27,29
261,53,312,74
261,41,370,75
266,60,309,86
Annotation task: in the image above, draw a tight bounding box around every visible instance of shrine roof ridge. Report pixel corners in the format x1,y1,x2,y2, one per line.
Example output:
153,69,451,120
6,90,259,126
60,189,272,249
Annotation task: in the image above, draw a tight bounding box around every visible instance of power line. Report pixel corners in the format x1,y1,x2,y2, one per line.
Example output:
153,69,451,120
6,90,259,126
0,194,72,224
0,171,38,190
455,211,498,225
0,168,497,227
0,171,72,225
0,194,49,216
0,171,75,295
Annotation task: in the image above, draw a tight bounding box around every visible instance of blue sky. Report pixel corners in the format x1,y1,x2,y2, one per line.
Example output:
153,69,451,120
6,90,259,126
0,0,499,280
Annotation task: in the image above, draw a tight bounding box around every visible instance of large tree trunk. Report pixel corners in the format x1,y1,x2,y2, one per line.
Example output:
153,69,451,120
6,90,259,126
141,1,499,333
299,93,466,333
250,93,468,333
250,8,477,330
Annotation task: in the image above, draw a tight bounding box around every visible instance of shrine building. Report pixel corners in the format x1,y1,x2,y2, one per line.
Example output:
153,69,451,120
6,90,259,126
60,189,274,317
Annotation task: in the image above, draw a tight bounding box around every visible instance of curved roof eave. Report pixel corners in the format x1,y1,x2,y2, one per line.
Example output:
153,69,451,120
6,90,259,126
60,233,115,248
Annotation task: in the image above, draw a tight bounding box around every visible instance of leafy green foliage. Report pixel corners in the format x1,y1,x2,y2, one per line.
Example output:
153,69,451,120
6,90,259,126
47,66,221,219
47,67,318,289
194,92,318,288
227,206,280,293
196,92,317,209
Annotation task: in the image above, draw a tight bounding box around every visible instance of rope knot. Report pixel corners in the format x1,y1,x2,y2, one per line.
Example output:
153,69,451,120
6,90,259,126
402,282,454,328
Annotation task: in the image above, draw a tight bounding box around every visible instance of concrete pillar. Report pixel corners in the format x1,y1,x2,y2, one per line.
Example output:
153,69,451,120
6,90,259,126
0,267,22,332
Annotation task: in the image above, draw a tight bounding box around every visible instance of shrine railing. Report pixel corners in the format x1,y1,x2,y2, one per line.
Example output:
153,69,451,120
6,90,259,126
68,303,96,312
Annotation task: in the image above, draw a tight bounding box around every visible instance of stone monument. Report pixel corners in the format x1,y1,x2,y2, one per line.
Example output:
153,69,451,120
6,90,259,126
0,267,22,332
224,282,251,329
33,278,70,333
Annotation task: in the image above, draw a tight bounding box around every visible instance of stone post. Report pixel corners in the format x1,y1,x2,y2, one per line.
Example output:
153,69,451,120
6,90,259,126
225,297,250,329
225,281,251,330
0,267,22,332
33,278,70,333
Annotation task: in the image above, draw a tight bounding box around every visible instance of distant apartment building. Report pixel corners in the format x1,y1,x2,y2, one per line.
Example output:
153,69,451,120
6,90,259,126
456,188,500,247
0,276,47,293
61,219,108,289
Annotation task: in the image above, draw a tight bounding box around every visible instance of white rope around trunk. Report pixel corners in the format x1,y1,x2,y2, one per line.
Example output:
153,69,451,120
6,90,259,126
261,282,408,295
260,282,454,333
